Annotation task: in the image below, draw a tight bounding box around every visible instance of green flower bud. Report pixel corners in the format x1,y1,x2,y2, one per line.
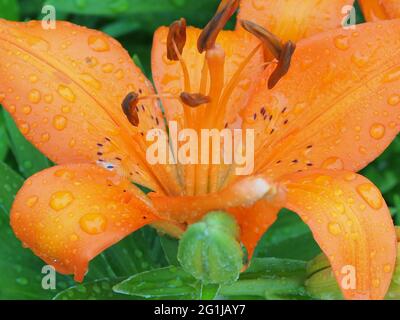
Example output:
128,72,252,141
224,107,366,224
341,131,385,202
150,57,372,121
178,211,243,285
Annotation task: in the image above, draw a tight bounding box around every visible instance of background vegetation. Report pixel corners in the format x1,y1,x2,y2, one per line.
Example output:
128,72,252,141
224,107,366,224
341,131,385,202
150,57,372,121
0,0,398,300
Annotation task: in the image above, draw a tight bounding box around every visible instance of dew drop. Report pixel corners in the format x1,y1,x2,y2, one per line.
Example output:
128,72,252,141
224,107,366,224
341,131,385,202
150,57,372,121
314,175,332,186
26,196,38,208
69,233,79,242
356,183,383,210
102,63,114,73
50,191,74,211
322,157,344,170
369,123,385,140
334,35,350,50
22,105,32,115
28,89,41,103
88,35,110,52
29,74,38,83
57,85,76,102
44,94,53,103
383,66,400,83
351,51,369,68
328,222,341,236
41,133,50,142
388,94,400,106
0,92,5,103
19,122,30,135
79,213,107,235
53,115,67,131
384,264,392,273
54,169,75,179
79,73,101,90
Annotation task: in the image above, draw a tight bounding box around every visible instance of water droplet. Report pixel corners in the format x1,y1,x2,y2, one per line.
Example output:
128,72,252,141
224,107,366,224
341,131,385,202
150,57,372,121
351,51,369,68
41,133,50,142
344,173,356,181
383,66,400,83
79,213,107,235
44,94,53,103
102,63,114,73
88,35,110,52
369,123,385,140
54,169,75,179
334,35,350,50
322,157,344,170
372,278,380,288
26,196,38,208
357,183,383,210
328,222,341,235
69,233,79,241
79,73,101,90
16,277,28,285
0,92,5,103
115,69,124,80
53,115,67,130
19,122,30,135
251,0,265,10
388,94,400,106
28,89,41,103
58,85,76,102
314,175,332,186
29,74,38,83
50,191,74,211
22,105,32,115
384,264,392,273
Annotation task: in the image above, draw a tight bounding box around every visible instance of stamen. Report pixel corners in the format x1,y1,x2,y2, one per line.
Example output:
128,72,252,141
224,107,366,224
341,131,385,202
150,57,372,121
240,20,283,60
180,92,211,107
167,18,187,61
240,20,296,89
268,41,296,89
121,92,139,126
197,0,240,53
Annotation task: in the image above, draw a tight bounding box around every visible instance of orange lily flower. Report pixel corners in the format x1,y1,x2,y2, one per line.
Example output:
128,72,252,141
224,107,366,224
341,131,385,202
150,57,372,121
0,0,399,300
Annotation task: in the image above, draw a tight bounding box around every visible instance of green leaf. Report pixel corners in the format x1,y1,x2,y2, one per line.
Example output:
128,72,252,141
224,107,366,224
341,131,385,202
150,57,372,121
102,19,141,37
86,227,167,280
45,0,216,17
255,209,321,261
2,110,51,178
0,110,10,161
0,203,73,299
219,258,309,300
0,161,24,214
0,0,20,20
113,266,201,299
160,234,179,266
53,278,134,300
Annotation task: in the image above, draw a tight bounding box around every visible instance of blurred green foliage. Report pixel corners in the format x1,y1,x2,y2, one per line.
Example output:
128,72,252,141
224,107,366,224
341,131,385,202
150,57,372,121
0,0,398,300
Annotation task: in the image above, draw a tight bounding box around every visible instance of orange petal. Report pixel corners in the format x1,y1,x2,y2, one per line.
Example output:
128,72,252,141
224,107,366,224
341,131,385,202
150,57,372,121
0,19,166,191
228,200,280,260
282,169,396,300
151,26,263,126
237,0,354,42
242,20,400,179
151,175,273,224
10,164,158,281
358,0,400,21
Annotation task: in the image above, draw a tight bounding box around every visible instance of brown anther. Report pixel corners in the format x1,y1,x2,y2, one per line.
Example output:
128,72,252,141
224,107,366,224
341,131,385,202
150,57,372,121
268,41,296,89
122,92,140,126
167,18,187,61
197,0,239,53
240,20,283,60
180,92,211,107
